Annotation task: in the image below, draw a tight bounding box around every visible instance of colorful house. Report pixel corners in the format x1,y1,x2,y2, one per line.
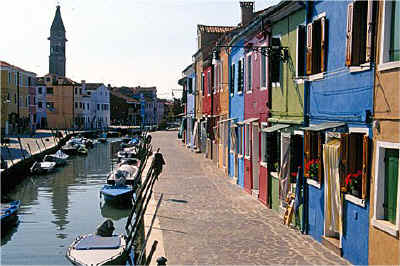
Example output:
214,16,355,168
368,0,400,264
303,1,375,264
35,80,47,129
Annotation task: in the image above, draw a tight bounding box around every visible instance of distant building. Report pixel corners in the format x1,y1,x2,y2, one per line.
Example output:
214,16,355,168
39,74,77,129
35,79,47,129
110,87,140,126
0,60,36,135
86,83,110,129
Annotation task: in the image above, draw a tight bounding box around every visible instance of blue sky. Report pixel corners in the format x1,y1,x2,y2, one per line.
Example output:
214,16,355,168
0,0,279,99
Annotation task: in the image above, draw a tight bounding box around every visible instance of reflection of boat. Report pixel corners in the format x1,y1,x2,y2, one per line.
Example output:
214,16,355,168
43,150,69,166
66,223,129,266
100,185,134,206
30,161,57,174
1,200,21,233
107,163,139,186
100,202,130,221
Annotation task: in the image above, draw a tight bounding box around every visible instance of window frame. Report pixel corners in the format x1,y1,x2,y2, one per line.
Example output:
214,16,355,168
246,53,252,93
306,13,327,77
372,141,400,237
237,58,244,94
244,123,251,158
260,51,267,90
271,36,282,87
378,0,400,71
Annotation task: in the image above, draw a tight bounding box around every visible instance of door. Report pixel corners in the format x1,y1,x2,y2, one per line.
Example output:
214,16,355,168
252,123,260,191
384,149,399,224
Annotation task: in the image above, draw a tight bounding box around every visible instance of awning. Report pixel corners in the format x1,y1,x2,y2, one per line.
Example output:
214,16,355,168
243,118,259,124
300,122,346,131
262,124,290,133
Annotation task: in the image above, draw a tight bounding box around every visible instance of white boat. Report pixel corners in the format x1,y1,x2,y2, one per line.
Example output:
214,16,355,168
66,220,129,266
107,163,139,186
43,150,69,166
30,161,57,174
117,147,139,162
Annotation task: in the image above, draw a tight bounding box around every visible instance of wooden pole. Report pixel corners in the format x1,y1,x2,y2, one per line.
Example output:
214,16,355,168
17,137,26,160
35,140,41,153
26,143,33,157
145,240,158,266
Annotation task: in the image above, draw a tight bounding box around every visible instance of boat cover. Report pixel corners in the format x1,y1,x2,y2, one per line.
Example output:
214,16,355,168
101,185,132,197
75,235,121,250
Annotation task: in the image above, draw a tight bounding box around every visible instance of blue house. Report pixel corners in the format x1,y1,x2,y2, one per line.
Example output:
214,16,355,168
303,1,374,264
228,38,245,187
183,64,196,148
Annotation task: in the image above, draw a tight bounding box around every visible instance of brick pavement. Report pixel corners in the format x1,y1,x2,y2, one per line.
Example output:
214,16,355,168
150,131,350,265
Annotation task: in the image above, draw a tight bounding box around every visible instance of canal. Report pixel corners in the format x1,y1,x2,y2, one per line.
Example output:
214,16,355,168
1,140,129,265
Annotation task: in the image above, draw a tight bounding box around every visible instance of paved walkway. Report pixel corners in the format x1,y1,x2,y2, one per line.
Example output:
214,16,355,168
149,131,350,265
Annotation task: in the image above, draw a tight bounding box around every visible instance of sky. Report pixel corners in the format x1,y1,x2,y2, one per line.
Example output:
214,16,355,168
1,0,280,99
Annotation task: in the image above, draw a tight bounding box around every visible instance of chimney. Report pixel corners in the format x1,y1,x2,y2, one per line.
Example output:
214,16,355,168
240,1,254,26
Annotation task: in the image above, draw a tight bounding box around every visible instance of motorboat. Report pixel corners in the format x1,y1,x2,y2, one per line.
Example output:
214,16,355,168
66,219,131,266
117,147,139,162
107,163,139,186
82,138,94,149
30,161,57,174
100,184,134,206
1,200,21,233
43,150,69,166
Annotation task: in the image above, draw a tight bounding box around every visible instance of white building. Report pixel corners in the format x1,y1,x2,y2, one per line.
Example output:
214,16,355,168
35,80,47,129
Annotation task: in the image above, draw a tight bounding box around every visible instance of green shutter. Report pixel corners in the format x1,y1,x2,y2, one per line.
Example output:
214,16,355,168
384,149,399,224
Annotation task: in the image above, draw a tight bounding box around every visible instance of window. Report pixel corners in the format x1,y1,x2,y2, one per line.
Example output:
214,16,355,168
306,16,327,75
80,88,82,94
87,103,89,110
245,124,250,157
304,131,324,183
219,60,223,92
8,71,11,85
188,78,193,94
28,77,31,87
339,133,369,199
88,91,91,96
297,26,306,77
345,1,375,66
38,87,42,94
237,58,244,93
380,1,400,66
80,102,83,109
230,63,235,94
47,87,54,94
38,102,43,108
261,53,267,88
247,54,252,91
213,65,217,92
26,96,29,106
271,38,282,84
46,77,50,82
14,93,16,104
201,73,205,96
372,142,400,237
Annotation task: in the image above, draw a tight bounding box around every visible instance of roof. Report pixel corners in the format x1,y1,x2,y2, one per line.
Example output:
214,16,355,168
85,83,104,90
39,73,78,85
50,5,65,32
197,25,236,33
110,89,139,104
0,60,36,75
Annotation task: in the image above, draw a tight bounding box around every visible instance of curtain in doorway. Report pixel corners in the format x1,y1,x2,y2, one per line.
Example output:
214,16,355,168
323,139,343,236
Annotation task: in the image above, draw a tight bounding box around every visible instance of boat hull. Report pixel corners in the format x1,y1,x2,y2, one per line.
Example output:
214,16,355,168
1,200,20,233
100,185,133,206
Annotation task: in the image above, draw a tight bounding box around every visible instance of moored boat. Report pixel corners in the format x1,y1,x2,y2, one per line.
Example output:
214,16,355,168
30,161,57,174
43,150,69,166
107,163,139,186
100,184,134,206
1,200,21,233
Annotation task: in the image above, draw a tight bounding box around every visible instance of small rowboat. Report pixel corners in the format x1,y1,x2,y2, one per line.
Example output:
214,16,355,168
66,232,128,265
1,200,21,233
43,150,69,166
30,161,57,174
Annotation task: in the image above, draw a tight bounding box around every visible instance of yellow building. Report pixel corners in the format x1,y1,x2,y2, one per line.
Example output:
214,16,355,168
39,74,77,129
1,60,36,135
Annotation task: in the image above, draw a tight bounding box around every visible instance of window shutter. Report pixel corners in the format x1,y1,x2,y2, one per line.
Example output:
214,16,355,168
346,3,354,66
304,131,311,177
340,133,349,192
297,25,306,77
384,149,399,224
365,0,374,62
306,23,313,75
362,135,369,199
317,132,323,183
320,17,327,72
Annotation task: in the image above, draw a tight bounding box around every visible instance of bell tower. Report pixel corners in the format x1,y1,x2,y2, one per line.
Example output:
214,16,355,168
48,5,67,76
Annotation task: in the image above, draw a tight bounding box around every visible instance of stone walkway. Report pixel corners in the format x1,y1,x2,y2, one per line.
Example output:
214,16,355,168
150,131,350,265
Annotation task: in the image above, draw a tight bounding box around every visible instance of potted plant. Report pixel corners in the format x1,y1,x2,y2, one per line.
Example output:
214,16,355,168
345,170,362,197
305,159,319,180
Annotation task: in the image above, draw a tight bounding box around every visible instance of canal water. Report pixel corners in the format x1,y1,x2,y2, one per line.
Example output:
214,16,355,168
1,140,130,265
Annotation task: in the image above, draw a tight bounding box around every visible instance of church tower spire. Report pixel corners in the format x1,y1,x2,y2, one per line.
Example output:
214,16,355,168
48,5,67,76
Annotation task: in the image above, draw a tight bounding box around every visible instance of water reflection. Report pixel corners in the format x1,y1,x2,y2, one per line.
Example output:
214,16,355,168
1,140,124,265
